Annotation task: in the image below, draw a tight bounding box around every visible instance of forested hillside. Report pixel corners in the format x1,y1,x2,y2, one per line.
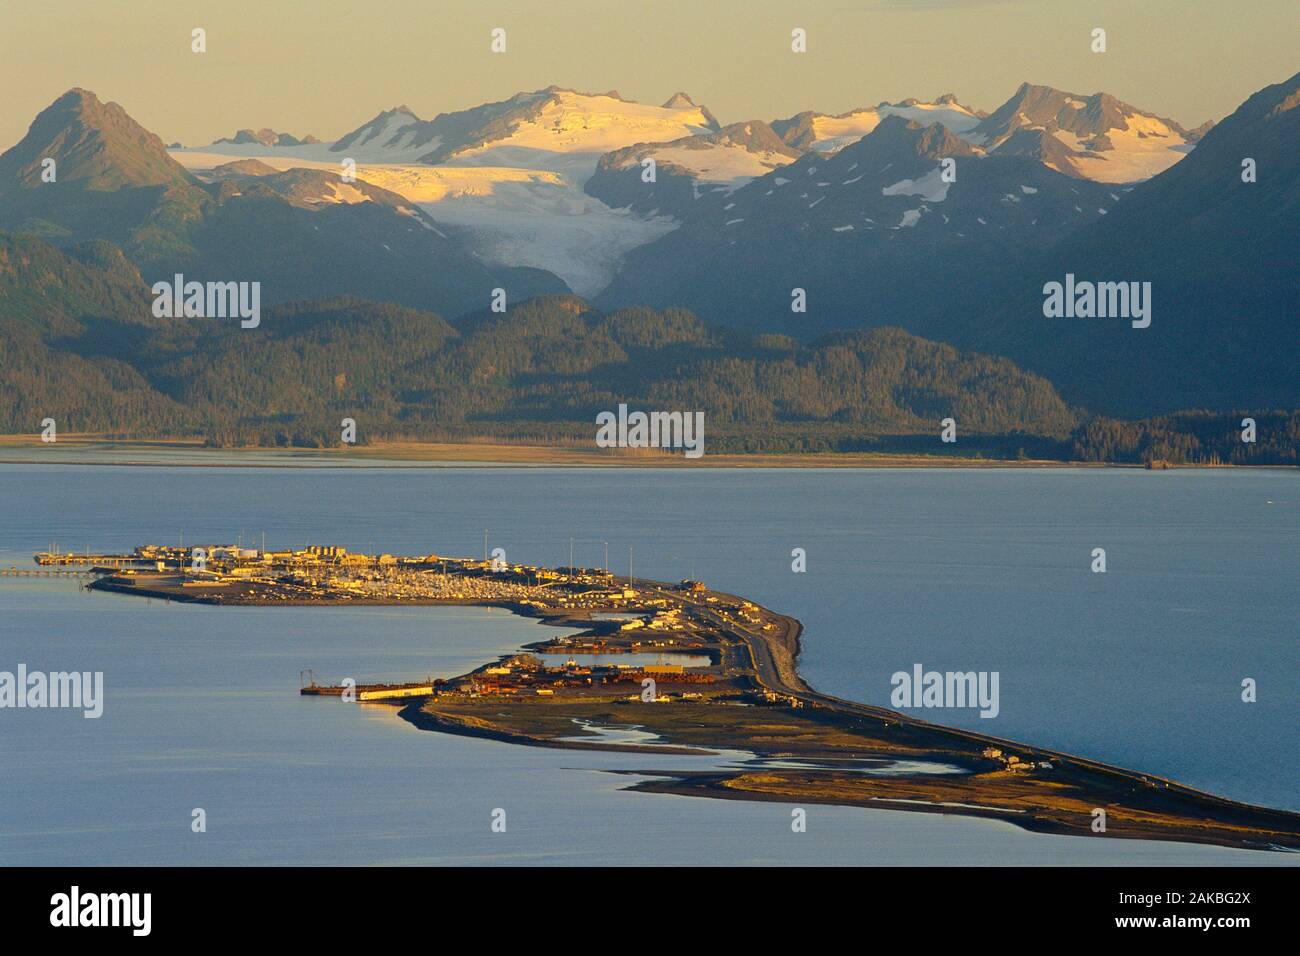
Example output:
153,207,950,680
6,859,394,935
2,231,1294,463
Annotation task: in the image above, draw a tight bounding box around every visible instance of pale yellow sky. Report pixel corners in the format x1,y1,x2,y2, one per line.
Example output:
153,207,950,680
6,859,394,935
2,0,1296,149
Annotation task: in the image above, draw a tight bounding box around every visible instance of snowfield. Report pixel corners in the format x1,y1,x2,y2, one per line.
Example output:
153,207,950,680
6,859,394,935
171,149,676,297
810,100,982,152
452,90,714,162
1048,113,1191,183
166,90,717,297
415,184,677,299
648,143,793,191
882,167,952,202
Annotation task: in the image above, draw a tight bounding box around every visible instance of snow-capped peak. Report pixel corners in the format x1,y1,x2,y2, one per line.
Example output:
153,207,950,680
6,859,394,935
331,106,425,155
973,83,1199,182
432,87,721,169
774,96,984,154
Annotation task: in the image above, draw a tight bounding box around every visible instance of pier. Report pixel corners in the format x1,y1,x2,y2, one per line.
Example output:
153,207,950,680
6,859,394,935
2,566,96,578
301,681,435,701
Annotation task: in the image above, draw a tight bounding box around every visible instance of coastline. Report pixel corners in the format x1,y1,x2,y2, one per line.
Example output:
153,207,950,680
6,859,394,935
0,435,1099,469
3,437,1291,470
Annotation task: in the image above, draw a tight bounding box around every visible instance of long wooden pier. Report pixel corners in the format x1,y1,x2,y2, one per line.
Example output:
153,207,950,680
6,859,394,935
2,567,96,578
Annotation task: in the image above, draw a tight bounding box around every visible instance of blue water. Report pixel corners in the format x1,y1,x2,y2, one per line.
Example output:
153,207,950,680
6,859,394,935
0,464,1295,865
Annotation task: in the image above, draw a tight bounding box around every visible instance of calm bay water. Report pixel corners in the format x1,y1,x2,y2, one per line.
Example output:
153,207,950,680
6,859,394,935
0,463,1295,865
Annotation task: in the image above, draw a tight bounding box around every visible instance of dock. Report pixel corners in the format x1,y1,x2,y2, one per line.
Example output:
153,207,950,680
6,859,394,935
300,681,434,701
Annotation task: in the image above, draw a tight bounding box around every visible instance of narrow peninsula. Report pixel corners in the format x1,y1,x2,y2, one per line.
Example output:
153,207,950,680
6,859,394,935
60,542,1300,853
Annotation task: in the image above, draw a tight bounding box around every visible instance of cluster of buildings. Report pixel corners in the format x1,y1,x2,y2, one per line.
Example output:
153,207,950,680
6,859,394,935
436,654,717,701
98,544,765,706
981,747,1056,772
117,544,646,606
115,545,723,612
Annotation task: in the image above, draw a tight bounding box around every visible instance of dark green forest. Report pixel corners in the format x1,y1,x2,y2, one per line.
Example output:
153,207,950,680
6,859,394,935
1,231,1295,464
1069,411,1299,465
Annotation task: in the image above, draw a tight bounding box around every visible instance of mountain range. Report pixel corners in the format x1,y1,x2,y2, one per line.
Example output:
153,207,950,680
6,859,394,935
597,113,1120,347
1,73,1296,438
0,89,563,316
961,72,1300,414
597,75,1298,415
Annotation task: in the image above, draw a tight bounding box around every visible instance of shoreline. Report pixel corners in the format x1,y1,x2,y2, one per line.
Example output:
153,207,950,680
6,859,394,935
4,436,1290,470
615,774,1297,851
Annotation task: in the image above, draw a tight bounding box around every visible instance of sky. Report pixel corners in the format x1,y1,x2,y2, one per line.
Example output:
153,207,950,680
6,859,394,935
2,0,1297,149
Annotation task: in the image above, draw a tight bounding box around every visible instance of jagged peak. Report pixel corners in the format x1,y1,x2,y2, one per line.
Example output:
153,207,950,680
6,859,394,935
0,87,195,192
875,114,972,152
57,87,100,106
367,104,420,123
